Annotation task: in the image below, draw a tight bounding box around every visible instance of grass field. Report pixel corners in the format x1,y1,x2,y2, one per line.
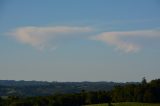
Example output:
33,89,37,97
85,102,160,106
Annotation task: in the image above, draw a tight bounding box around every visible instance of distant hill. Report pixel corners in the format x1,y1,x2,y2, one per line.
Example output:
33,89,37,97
0,80,126,96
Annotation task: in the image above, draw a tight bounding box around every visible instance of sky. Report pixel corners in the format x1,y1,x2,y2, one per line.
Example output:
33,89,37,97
0,0,160,82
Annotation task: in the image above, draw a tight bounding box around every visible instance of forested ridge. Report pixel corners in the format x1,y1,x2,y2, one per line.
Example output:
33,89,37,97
0,81,120,96
111,78,160,103
0,78,159,106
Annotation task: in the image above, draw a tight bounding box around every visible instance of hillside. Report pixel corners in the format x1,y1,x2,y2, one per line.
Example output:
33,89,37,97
86,102,160,106
0,80,122,96
0,79,159,106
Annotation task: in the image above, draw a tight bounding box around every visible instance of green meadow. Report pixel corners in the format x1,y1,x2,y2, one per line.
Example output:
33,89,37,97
85,102,160,106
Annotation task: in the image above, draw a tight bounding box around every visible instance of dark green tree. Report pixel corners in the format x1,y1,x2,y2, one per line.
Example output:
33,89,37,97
142,77,147,85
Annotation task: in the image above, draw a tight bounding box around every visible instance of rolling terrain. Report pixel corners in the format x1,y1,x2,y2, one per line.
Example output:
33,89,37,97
0,80,122,96
86,102,160,106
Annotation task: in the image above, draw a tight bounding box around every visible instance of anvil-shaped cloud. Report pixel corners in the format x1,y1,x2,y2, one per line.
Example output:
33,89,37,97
8,26,92,50
7,26,160,53
91,29,160,53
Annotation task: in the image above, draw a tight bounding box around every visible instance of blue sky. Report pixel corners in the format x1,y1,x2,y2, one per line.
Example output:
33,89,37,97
0,0,160,82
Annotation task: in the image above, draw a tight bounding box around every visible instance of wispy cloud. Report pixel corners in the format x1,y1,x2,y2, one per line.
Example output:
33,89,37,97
7,26,92,50
91,29,160,53
7,26,160,53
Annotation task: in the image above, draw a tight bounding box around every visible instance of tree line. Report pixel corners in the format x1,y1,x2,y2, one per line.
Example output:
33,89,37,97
0,78,159,106
0,81,117,97
0,91,111,106
111,78,160,103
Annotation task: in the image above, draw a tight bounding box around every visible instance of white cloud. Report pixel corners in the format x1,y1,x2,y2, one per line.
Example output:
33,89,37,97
7,26,160,53
8,26,92,50
91,29,160,53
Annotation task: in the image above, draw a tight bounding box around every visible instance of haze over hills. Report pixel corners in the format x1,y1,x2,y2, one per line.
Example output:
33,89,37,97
0,80,132,97
0,79,159,106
